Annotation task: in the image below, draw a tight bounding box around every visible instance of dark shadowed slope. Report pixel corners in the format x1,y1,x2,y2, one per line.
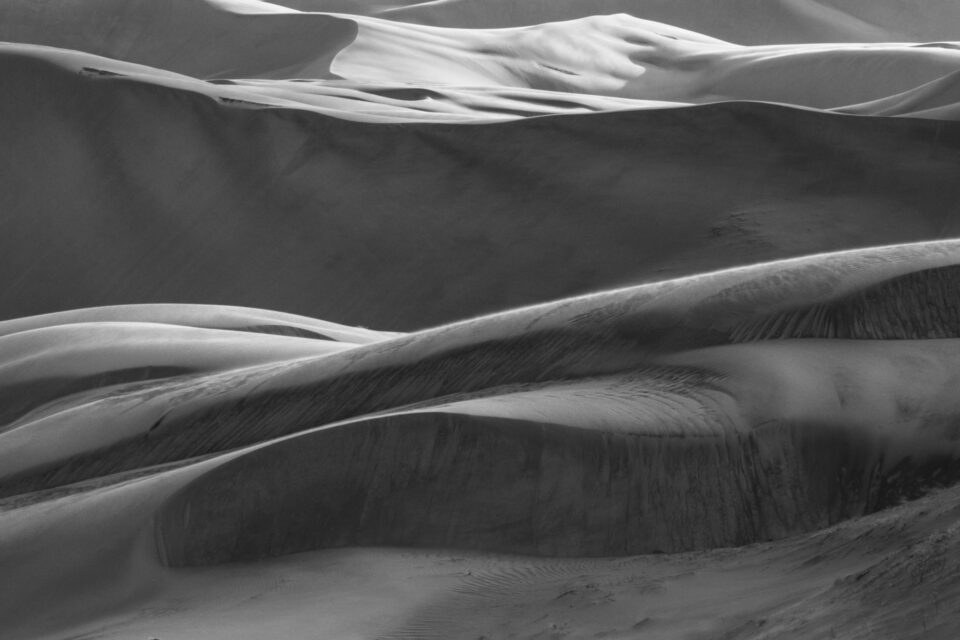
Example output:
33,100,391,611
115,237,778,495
3,45,960,329
3,3,960,638
4,242,960,638
3,241,960,567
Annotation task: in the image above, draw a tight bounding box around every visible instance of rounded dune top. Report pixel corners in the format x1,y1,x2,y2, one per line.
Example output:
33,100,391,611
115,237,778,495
3,2,960,118
3,241,960,568
370,0,960,45
3,2,960,637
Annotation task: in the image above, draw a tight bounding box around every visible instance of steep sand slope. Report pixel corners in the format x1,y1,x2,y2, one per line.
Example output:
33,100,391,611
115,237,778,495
3,44,960,329
3,3,960,638
6,486,960,639
0,304,395,479
3,242,960,638
3,241,960,552
0,0,357,78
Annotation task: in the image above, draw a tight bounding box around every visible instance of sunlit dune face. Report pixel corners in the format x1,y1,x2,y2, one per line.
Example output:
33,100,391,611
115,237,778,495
330,14,726,98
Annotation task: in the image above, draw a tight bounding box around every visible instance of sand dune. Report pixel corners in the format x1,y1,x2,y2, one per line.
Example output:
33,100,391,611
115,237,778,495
0,303,396,343
2,41,960,329
9,491,960,639
5,5,960,109
3,242,960,638
5,241,960,543
4,1,960,638
0,0,356,78
371,0,960,45
334,15,960,107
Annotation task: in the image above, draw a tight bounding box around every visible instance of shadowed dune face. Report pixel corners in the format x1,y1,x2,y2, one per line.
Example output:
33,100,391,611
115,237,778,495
3,5,960,331
5,2,960,637
156,412,894,564
3,43,960,328
3,243,960,568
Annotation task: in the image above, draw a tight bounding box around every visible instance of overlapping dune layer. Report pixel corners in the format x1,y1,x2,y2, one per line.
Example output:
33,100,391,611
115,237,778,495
1,1,960,328
4,0,960,638
3,242,960,638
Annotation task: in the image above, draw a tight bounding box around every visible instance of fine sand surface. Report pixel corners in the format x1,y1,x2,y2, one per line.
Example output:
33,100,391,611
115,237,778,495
4,1,960,639
3,242,960,638
2,3,960,330
3,40,960,328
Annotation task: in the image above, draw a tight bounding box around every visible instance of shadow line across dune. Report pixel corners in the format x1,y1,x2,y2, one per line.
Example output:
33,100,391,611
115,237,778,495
2,241,960,569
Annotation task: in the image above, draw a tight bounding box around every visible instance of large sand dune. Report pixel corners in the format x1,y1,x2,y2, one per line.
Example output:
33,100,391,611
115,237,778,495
2,41,960,329
4,1,960,638
3,242,960,637
366,0,960,45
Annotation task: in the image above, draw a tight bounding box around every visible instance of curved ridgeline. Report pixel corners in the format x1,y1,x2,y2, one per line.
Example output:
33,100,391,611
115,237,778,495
2,243,960,563
3,42,960,329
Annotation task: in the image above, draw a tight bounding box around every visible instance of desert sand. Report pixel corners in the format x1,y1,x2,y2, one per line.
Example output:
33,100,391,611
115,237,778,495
2,1,960,639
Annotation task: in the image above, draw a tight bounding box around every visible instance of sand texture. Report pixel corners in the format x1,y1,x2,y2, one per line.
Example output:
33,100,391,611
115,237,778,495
3,1,960,638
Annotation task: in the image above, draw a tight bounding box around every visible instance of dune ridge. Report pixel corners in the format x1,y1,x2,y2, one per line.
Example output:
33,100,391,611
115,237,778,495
6,5,960,112
4,1,960,638
2,242,960,571
2,42,960,329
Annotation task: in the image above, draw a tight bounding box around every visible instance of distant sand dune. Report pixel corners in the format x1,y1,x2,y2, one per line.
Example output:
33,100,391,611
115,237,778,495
2,43,960,328
3,2,960,638
0,0,356,78
5,5,960,109
367,0,960,45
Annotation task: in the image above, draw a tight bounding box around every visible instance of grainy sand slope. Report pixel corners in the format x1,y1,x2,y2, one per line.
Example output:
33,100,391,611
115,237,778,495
3,1,960,638
3,242,960,638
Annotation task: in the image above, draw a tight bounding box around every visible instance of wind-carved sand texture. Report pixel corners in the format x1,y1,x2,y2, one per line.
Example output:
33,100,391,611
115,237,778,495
3,1,960,639
3,242,960,638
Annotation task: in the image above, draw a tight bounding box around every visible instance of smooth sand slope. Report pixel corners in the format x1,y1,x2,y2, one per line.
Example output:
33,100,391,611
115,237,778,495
2,41,960,329
363,0,960,45
2,2,960,333
5,3,960,109
2,242,960,638
329,14,960,108
3,2,960,639
838,68,960,118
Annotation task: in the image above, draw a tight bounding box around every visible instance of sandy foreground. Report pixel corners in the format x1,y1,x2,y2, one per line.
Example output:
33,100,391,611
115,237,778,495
2,1,960,638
